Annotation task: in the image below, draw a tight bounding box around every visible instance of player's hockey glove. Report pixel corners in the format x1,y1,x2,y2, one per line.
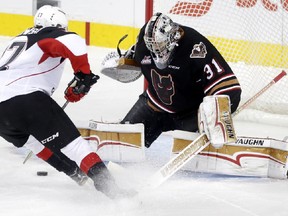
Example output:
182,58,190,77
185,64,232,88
64,71,99,102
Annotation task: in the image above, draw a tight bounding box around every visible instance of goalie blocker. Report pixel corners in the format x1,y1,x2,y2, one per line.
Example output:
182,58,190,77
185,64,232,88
198,95,237,149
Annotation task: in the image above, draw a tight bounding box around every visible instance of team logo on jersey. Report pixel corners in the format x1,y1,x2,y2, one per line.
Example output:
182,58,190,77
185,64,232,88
190,42,207,58
151,69,175,105
141,56,152,65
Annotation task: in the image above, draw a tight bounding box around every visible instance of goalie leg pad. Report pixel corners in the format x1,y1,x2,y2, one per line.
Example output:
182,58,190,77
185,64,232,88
199,95,236,148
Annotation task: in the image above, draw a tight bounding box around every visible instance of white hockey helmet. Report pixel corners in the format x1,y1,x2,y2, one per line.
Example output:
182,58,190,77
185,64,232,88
144,12,182,69
34,5,68,30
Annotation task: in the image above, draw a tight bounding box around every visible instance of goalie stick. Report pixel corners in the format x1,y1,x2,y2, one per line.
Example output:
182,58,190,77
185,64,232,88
148,70,287,188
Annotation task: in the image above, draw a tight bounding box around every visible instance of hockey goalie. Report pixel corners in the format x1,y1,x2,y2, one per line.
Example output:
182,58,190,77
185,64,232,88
99,12,288,181
101,13,241,150
102,51,236,149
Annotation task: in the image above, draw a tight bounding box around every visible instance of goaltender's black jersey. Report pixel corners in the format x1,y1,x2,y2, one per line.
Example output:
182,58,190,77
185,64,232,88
134,25,241,114
0,27,90,103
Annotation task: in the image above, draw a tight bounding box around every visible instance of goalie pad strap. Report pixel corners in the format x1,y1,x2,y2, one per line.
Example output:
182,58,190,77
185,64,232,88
118,57,139,67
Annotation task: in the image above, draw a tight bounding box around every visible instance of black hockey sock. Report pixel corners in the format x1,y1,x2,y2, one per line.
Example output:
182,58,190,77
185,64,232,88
88,162,117,197
37,148,87,185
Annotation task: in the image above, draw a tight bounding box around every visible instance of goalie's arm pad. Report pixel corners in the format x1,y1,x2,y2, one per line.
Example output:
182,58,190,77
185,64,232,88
198,95,237,149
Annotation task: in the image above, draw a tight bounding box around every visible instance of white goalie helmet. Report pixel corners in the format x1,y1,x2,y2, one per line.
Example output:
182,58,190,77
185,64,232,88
144,12,182,69
34,5,68,30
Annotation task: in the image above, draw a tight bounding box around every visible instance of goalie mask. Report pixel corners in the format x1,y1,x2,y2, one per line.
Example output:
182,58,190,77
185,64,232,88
34,5,68,30
144,13,182,69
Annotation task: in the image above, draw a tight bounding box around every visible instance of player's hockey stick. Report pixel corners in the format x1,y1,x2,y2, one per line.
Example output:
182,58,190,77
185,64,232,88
61,100,69,110
23,100,69,164
148,70,287,188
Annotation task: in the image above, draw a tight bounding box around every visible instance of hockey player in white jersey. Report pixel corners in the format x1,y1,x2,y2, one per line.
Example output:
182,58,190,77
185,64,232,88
0,5,133,199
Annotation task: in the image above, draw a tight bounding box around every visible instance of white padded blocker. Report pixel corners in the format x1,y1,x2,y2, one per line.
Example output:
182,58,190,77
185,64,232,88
100,51,142,83
198,103,207,135
200,95,236,148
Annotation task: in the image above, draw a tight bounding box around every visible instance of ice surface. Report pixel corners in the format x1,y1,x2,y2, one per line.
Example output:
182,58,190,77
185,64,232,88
0,36,288,216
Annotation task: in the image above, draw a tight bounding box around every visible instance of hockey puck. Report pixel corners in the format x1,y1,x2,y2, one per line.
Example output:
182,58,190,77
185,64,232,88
37,171,48,176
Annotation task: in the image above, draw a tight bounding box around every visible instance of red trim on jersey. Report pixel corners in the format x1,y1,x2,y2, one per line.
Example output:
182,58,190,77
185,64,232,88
80,152,102,174
38,38,90,74
36,147,53,161
6,61,62,86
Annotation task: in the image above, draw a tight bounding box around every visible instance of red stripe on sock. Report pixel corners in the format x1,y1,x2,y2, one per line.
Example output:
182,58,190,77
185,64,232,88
36,147,53,161
80,152,102,174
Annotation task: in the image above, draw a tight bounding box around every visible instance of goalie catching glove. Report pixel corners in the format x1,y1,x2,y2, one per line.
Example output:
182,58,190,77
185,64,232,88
198,95,237,149
100,44,142,83
65,71,99,102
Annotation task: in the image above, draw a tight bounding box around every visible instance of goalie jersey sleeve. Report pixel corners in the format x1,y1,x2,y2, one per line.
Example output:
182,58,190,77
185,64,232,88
134,25,241,113
0,27,90,102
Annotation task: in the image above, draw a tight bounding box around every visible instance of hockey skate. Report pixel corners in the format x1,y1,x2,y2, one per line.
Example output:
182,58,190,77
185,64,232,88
69,167,89,186
88,162,137,199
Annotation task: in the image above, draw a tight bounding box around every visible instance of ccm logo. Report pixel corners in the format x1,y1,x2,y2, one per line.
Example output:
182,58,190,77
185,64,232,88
41,132,59,144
